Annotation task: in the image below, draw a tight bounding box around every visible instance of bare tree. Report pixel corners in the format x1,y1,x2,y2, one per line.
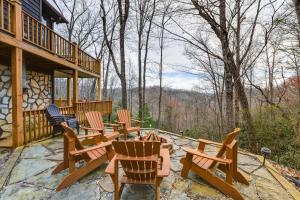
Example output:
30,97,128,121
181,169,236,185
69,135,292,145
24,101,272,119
100,0,130,108
157,0,172,128
53,0,102,100
132,0,157,122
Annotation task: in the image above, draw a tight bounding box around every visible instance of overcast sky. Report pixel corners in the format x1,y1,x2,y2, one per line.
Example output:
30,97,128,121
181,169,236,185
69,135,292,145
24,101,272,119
50,0,293,91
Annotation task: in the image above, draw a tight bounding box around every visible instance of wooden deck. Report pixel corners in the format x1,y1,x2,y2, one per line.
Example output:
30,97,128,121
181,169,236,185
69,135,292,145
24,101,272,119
0,0,104,148
0,0,100,77
22,100,112,144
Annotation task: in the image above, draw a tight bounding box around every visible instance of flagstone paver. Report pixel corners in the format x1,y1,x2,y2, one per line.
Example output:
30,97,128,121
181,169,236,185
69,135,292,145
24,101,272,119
0,129,296,200
8,158,57,184
20,144,53,159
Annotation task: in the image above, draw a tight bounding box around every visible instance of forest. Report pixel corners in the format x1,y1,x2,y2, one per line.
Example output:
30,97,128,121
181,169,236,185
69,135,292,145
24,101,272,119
51,0,300,170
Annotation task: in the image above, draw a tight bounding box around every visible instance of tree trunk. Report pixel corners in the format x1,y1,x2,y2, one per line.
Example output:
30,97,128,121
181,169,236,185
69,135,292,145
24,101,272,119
138,35,142,117
142,0,156,125
294,0,300,26
120,30,128,109
158,23,165,128
118,0,129,109
103,54,111,98
224,67,234,131
219,0,257,151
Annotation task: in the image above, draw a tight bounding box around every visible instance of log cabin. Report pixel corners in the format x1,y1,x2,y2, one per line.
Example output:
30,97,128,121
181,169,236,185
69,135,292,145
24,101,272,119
0,0,112,147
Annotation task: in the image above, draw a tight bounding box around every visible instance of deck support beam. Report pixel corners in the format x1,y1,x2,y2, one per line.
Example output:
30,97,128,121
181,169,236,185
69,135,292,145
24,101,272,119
97,78,101,101
73,70,78,114
11,47,24,147
11,0,24,147
96,59,101,101
67,77,72,106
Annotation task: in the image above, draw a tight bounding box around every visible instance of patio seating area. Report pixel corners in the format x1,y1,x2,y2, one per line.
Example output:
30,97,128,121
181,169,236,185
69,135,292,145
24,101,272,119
0,129,295,200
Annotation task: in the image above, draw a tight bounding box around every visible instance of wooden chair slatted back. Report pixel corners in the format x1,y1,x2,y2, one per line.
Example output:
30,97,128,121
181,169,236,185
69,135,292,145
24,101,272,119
145,132,160,141
86,111,105,134
113,141,160,181
61,122,90,161
46,104,61,116
209,128,240,169
117,109,131,128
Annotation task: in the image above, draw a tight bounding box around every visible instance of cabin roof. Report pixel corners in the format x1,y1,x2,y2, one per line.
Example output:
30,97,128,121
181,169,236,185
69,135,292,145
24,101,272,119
42,0,68,24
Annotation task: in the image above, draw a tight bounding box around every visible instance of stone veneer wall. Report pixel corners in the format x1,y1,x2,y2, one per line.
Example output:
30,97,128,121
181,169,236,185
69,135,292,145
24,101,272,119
0,65,12,136
0,64,53,137
23,71,53,110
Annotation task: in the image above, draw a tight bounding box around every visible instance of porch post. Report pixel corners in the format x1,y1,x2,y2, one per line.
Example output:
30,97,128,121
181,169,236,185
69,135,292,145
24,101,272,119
72,42,78,112
97,78,101,101
11,48,24,147
11,0,24,147
96,59,101,101
67,78,72,106
73,70,78,114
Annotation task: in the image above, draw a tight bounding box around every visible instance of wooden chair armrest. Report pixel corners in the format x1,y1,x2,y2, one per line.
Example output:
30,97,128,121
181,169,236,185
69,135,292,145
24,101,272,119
77,133,102,139
63,114,76,119
158,149,170,177
105,155,117,175
131,119,140,122
80,126,103,132
70,141,112,156
115,121,126,125
104,123,119,127
198,139,222,146
115,154,158,162
182,146,232,164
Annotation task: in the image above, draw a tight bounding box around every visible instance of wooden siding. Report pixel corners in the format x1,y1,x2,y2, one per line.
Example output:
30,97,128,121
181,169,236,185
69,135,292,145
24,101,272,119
22,0,40,21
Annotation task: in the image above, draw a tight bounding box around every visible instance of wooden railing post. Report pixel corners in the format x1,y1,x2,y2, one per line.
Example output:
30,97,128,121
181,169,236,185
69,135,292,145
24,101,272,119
73,42,78,65
12,0,22,39
73,69,78,114
96,59,101,74
11,0,24,147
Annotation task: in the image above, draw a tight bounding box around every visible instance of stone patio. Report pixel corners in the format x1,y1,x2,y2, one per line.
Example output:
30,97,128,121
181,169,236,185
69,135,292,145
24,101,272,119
0,130,296,200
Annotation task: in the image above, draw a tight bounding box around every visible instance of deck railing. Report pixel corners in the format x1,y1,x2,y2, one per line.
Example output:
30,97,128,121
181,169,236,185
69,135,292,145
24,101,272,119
23,100,112,144
75,100,112,125
22,12,75,63
78,49,99,74
0,0,100,75
0,0,14,35
54,99,69,107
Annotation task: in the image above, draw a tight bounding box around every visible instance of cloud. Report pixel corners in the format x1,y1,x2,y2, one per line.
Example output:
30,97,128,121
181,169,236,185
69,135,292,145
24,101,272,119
146,71,207,90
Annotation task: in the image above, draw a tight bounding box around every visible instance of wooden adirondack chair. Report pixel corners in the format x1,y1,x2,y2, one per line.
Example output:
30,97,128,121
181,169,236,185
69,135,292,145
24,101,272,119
52,122,114,191
116,109,141,140
105,140,170,200
45,104,79,137
180,128,249,200
83,111,120,143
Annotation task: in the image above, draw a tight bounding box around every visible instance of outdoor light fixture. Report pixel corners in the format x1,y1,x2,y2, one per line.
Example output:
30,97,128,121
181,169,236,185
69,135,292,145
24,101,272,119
261,147,271,166
180,130,184,137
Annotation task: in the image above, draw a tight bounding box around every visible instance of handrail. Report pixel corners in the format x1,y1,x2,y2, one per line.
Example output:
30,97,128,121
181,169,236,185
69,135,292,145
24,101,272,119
22,11,75,63
78,49,100,74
